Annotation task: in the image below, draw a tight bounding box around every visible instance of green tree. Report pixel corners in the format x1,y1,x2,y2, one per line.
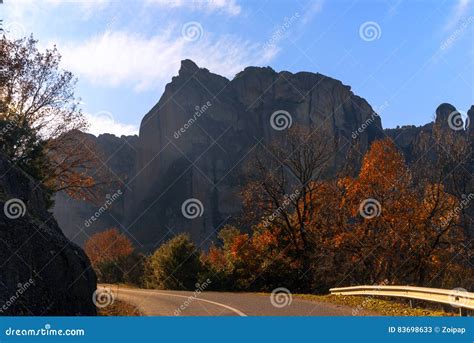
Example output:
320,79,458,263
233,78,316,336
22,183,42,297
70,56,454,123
145,234,202,290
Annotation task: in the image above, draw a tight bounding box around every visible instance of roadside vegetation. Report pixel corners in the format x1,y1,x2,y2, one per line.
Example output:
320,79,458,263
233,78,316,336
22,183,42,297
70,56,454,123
296,294,455,316
85,134,472,300
97,300,141,316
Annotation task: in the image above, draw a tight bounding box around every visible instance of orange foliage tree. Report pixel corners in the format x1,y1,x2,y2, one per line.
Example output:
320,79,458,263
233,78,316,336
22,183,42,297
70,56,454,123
84,228,134,266
307,138,466,287
215,137,470,292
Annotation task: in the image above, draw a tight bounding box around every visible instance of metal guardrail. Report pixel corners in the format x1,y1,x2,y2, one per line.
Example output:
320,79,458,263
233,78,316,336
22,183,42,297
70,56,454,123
330,285,474,314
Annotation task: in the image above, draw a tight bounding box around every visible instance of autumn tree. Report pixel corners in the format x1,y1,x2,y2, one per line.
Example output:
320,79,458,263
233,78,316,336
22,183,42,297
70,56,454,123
84,228,134,266
242,125,332,278
0,36,107,201
202,224,302,291
326,138,466,286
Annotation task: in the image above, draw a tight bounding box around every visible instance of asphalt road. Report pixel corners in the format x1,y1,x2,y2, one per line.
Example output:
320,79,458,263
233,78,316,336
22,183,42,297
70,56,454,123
98,285,374,316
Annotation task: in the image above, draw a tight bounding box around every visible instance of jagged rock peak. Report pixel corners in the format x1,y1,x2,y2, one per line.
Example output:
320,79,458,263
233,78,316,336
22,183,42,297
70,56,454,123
435,103,457,127
179,59,205,76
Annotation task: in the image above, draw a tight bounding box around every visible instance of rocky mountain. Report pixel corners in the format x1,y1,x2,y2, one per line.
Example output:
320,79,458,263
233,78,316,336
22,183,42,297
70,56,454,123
53,132,138,246
0,153,96,315
52,60,472,251
54,60,386,251
385,103,474,162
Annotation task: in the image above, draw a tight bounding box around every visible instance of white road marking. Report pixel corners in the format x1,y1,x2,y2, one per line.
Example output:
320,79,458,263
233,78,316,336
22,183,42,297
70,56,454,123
110,287,248,317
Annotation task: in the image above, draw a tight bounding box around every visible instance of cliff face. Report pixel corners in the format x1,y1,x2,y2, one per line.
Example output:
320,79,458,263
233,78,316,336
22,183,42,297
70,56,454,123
125,60,383,249
0,154,96,315
53,132,138,246
53,60,471,251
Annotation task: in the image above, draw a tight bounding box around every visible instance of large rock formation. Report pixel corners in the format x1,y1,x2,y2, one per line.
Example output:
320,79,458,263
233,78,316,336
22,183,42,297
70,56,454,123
0,154,97,315
124,60,383,250
52,61,473,251
53,132,138,246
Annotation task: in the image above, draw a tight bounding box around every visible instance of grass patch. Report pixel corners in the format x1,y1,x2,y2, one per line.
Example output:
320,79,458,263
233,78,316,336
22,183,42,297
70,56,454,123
296,294,455,316
97,300,141,316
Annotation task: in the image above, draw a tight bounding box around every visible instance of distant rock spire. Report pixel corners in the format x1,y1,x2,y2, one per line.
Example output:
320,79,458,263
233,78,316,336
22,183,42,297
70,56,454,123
435,103,457,129
179,59,200,76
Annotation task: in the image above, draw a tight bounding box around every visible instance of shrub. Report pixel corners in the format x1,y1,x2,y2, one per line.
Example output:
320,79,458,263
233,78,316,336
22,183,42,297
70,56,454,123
145,234,202,290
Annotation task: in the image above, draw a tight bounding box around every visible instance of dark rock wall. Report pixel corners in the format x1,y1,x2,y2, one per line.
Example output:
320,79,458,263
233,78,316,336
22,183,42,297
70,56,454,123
0,154,97,315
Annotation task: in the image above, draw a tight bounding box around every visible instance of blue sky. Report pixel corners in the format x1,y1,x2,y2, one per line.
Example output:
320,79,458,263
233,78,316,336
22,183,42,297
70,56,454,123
2,0,473,135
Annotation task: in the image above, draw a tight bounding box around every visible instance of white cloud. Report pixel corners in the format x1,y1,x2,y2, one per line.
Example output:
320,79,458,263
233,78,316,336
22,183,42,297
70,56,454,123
85,111,139,136
443,0,472,31
301,0,324,25
146,0,241,16
58,28,276,92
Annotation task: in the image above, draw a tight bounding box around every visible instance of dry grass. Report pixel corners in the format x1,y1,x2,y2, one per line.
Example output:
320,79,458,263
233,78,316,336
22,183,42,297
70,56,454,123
296,294,456,316
97,300,142,316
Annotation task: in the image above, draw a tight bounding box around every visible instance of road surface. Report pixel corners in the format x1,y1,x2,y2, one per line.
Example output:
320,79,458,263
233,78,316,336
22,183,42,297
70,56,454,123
98,285,375,316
